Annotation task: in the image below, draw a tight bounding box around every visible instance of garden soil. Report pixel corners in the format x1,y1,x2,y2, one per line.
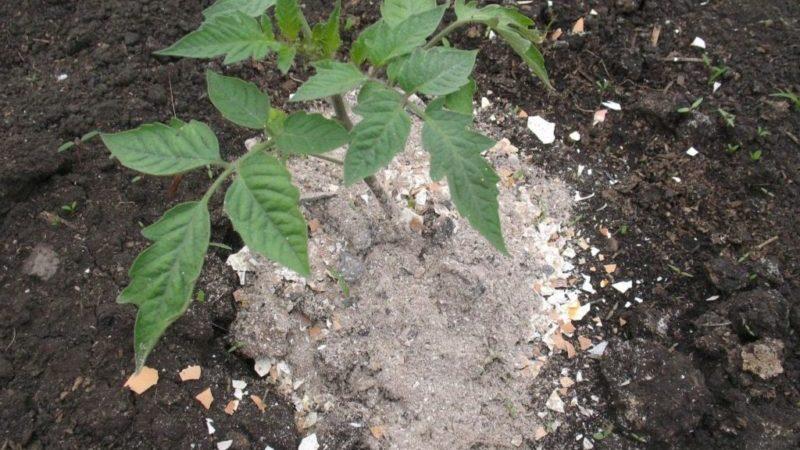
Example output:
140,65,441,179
2,0,799,449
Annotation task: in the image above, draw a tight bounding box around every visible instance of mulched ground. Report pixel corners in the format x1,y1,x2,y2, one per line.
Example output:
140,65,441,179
1,0,798,449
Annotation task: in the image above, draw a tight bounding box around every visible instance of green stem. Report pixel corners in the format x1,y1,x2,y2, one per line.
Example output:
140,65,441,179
331,95,354,130
329,94,397,219
310,153,344,165
424,20,473,49
201,164,236,205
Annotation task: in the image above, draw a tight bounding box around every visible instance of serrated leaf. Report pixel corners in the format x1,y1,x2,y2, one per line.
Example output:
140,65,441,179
392,47,477,96
312,0,341,58
225,152,309,275
274,112,348,155
275,43,297,74
361,5,446,66
206,70,270,129
445,78,476,115
275,0,305,41
343,82,411,185
290,60,367,102
119,201,210,370
101,120,222,175
203,0,276,18
421,110,506,253
381,0,437,27
350,21,380,65
495,26,550,89
155,12,274,64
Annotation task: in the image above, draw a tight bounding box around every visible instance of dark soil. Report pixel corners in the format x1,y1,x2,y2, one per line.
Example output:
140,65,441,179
1,0,799,449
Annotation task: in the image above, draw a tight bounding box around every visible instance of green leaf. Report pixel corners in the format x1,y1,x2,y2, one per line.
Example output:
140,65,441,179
80,130,100,142
380,0,437,27
392,47,477,96
155,12,274,64
274,112,349,155
421,110,506,253
344,82,411,185
275,0,305,41
361,5,446,66
206,70,270,129
290,60,367,102
275,43,297,74
101,121,222,176
445,79,476,115
57,141,75,152
203,0,276,18
350,21,380,65
225,152,310,276
495,26,550,89
312,0,341,58
119,201,211,370
454,0,534,29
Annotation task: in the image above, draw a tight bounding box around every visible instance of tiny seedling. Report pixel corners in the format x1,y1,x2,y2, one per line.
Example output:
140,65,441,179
771,89,800,110
97,0,551,371
756,126,770,138
725,143,740,154
677,97,703,114
702,54,729,84
595,78,611,94
61,201,78,215
750,149,763,161
717,108,735,128
58,130,100,153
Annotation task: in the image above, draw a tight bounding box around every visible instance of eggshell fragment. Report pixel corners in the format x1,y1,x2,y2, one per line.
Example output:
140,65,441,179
124,367,159,394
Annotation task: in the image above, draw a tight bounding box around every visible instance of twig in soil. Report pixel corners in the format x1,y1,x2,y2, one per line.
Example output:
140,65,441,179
784,131,800,146
300,192,338,203
661,56,705,63
756,235,779,250
4,328,15,351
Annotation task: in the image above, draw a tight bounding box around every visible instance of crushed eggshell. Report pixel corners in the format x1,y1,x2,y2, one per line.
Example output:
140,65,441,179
527,116,556,144
546,389,565,413
604,264,617,274
124,366,159,394
588,341,608,358
298,434,319,450
534,426,548,440
612,280,633,293
569,131,581,142
686,147,700,157
206,418,216,435
224,399,239,415
593,109,608,126
179,365,201,382
691,36,706,49
254,357,271,377
195,388,214,410
480,97,492,109
370,425,386,440
217,440,233,450
251,394,267,412
601,101,621,111
572,17,585,34
578,336,593,350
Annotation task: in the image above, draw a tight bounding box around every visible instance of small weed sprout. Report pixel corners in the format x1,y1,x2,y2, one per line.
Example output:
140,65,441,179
756,126,770,138
750,149,763,161
771,89,800,110
595,78,612,93
95,0,551,371
678,97,703,114
717,108,736,128
61,201,78,215
725,143,741,154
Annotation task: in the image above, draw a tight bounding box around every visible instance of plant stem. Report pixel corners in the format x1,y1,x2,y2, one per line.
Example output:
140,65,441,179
424,20,472,49
330,94,397,219
310,153,343,165
331,95,354,130
202,164,236,205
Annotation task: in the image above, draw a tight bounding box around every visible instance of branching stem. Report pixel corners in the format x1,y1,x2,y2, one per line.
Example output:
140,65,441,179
330,94,397,219
424,20,474,49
